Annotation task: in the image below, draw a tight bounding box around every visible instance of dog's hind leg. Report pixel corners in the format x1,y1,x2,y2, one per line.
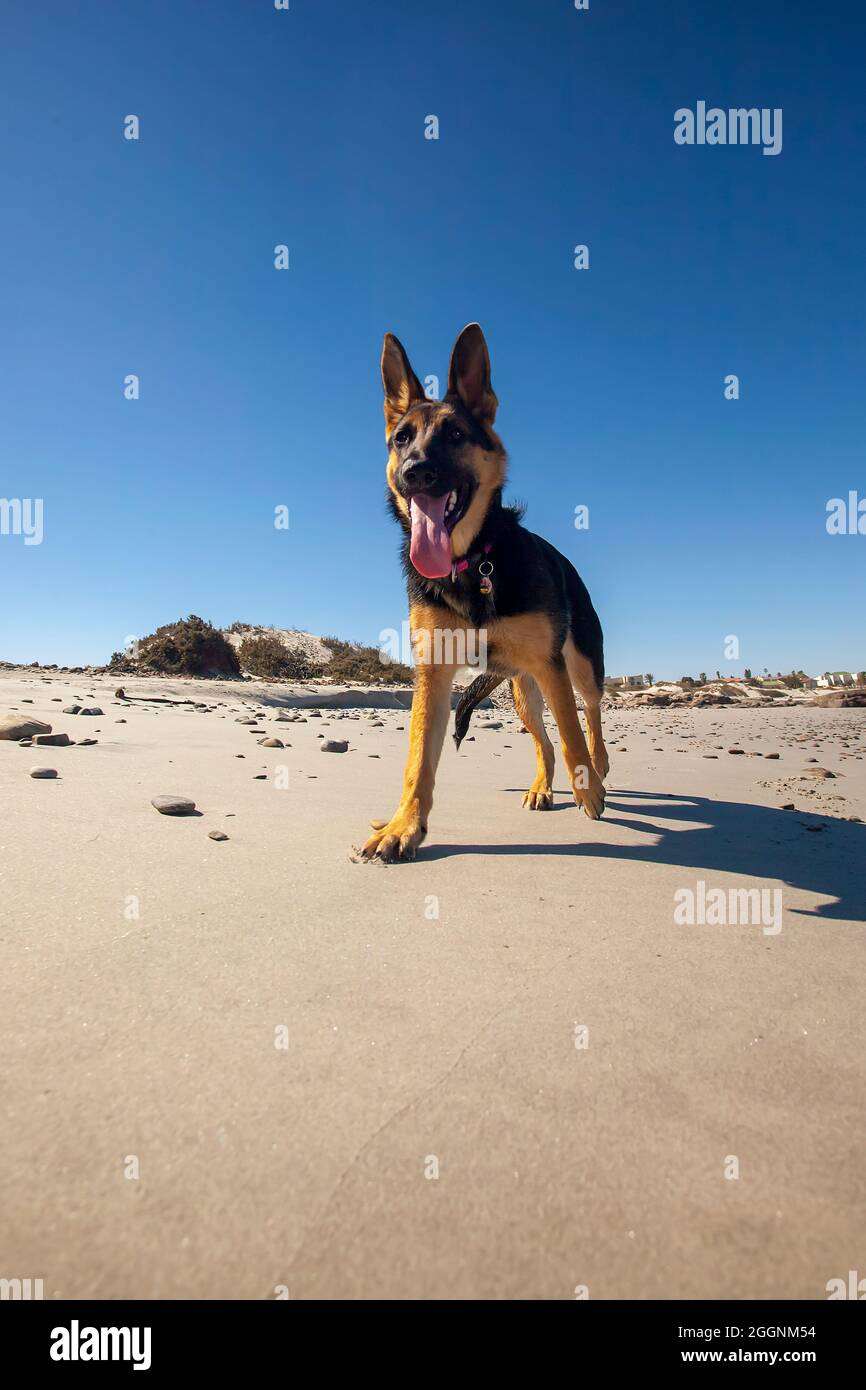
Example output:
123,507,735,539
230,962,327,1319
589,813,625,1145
511,674,556,810
564,638,609,781
533,661,605,818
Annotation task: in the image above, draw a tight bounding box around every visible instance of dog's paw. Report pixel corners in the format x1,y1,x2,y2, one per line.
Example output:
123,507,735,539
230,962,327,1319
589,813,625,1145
593,748,610,781
571,764,605,819
522,783,554,810
358,808,426,862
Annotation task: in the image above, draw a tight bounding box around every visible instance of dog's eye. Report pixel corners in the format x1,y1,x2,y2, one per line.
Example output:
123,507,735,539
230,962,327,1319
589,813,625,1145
394,429,412,447
451,428,464,444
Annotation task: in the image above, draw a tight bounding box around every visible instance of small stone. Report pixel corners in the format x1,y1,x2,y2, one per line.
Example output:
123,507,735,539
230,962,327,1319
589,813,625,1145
30,767,58,779
258,737,284,748
253,774,267,780
76,738,97,747
320,740,348,752
33,732,72,746
63,705,82,715
802,767,836,779
208,830,229,841
151,795,196,816
728,747,745,755
79,707,103,717
114,688,126,699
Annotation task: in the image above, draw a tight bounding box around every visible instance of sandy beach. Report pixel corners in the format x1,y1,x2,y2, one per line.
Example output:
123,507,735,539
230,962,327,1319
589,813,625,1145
2,669,865,1300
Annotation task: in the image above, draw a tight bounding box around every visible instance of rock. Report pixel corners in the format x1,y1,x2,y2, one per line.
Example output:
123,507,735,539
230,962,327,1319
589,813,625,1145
29,766,58,778
79,707,103,716
63,705,82,715
480,721,503,730
151,795,196,816
727,748,746,755
0,715,52,740
764,752,780,759
76,738,97,746
258,737,284,748
114,688,126,699
801,767,836,779
320,739,349,752
208,830,229,841
33,733,72,746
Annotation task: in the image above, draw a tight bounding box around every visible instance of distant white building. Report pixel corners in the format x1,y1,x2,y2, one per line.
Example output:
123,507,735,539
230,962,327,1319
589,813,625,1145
817,672,855,688
608,674,647,689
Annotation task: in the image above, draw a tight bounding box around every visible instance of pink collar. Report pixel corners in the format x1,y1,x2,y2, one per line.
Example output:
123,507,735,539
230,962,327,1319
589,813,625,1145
451,542,491,582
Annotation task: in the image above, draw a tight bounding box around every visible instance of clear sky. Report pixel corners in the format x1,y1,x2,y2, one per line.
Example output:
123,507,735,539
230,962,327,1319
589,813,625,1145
1,0,864,677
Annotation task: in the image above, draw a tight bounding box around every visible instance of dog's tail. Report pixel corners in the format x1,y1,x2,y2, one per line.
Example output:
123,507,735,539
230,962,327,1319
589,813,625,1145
453,671,506,749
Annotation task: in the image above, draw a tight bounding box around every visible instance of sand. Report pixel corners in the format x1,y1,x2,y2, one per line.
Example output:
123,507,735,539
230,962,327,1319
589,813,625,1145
1,669,865,1300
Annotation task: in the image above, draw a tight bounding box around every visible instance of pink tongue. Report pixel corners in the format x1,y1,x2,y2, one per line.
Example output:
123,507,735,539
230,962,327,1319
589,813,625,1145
409,494,452,578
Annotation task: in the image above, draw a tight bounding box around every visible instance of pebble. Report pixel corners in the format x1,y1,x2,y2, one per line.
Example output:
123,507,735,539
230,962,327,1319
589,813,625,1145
320,740,348,752
63,705,82,715
77,738,97,747
208,830,229,841
33,732,72,746
258,737,284,748
29,767,58,779
151,795,196,816
79,707,103,717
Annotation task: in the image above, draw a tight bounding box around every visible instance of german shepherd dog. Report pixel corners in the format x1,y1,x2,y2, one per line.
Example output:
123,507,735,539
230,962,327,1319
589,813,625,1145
359,323,608,862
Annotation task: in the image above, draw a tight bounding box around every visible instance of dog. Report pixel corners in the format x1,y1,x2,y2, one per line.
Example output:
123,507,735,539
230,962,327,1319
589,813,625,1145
359,323,608,862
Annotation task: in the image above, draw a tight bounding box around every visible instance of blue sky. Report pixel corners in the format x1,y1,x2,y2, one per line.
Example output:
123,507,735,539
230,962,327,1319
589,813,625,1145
1,0,863,676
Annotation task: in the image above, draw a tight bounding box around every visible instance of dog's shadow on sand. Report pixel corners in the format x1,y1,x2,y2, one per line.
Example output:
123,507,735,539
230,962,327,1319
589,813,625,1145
422,788,866,923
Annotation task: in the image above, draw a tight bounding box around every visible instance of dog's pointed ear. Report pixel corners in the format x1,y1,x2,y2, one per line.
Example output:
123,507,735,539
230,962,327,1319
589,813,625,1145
381,333,425,436
446,323,498,426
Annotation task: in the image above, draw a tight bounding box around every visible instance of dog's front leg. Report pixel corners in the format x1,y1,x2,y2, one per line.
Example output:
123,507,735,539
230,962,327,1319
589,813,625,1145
360,659,456,861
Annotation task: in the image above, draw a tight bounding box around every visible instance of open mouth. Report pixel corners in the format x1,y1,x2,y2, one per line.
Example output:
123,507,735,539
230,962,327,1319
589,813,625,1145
406,484,474,579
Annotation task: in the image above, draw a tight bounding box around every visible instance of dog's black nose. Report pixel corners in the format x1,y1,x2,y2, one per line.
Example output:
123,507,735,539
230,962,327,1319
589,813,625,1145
402,459,438,491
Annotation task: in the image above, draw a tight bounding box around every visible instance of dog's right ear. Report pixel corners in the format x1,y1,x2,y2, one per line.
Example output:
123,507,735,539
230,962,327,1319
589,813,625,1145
381,333,426,436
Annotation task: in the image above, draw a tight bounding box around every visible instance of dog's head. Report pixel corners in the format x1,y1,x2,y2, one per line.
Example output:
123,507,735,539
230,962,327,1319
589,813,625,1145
381,324,507,579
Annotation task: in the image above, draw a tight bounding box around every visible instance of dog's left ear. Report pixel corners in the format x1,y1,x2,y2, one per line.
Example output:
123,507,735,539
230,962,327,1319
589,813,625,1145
446,323,498,426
